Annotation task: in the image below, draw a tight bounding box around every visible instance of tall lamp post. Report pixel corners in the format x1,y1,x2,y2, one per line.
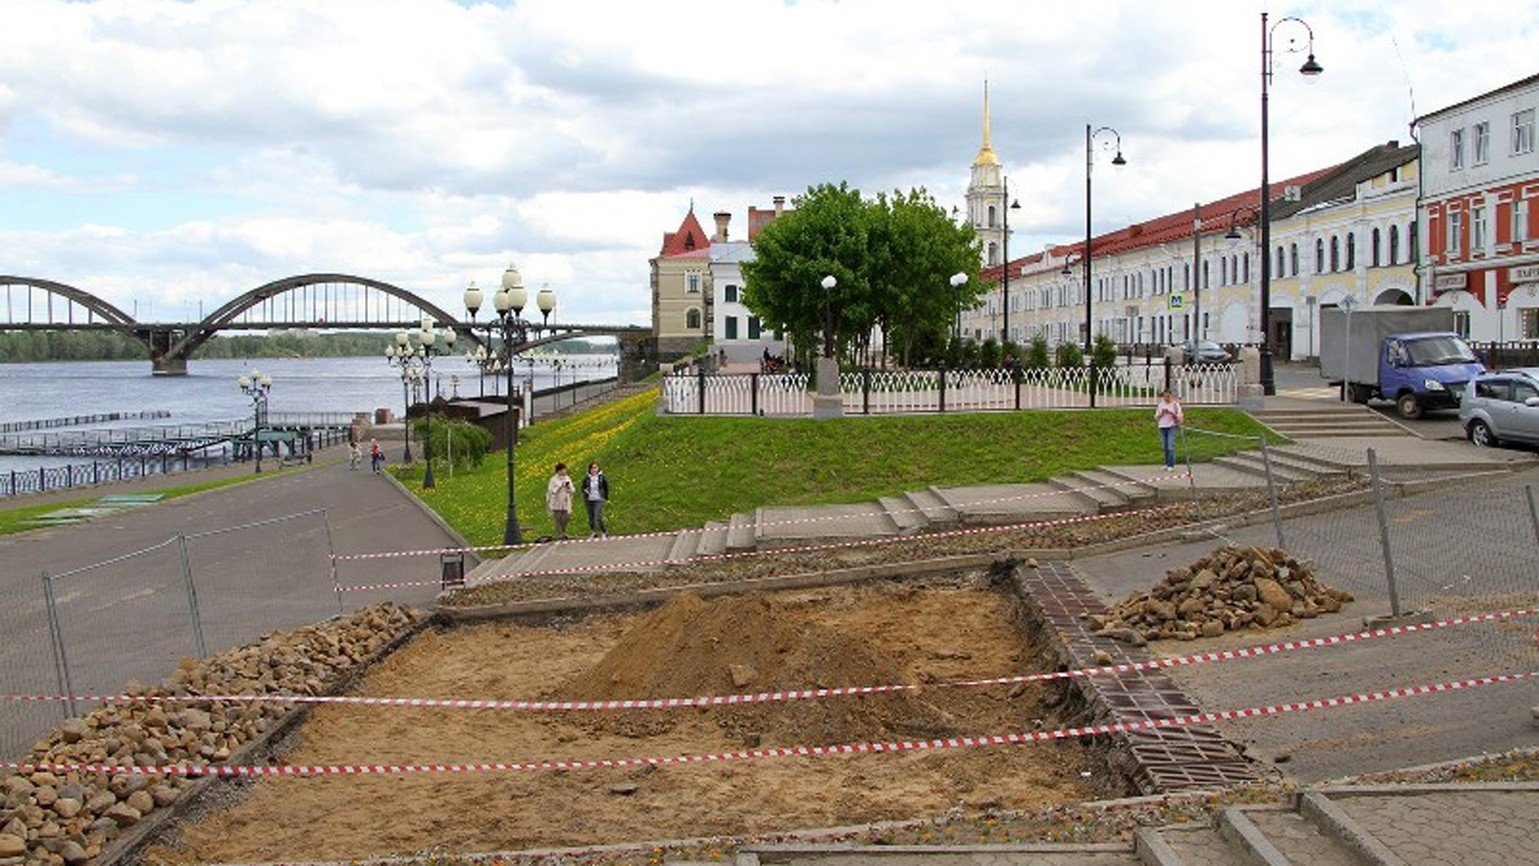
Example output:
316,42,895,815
950,272,968,340
1084,125,1128,355
1260,12,1324,394
237,370,272,474
464,264,555,546
386,322,455,489
386,349,419,463
1001,178,1021,344
820,274,838,356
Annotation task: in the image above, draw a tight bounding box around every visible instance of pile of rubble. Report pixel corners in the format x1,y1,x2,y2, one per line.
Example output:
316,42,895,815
1092,546,1352,644
0,603,420,866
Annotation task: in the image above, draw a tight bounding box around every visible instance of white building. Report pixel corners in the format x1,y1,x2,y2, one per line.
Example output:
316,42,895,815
706,206,791,361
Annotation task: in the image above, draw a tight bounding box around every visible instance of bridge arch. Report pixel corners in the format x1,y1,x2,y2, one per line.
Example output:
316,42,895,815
0,276,140,327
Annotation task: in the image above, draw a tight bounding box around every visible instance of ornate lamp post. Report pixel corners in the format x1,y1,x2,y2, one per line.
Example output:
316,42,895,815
1084,125,1128,355
386,341,420,463
1259,12,1324,394
464,263,555,546
386,322,455,489
236,370,272,474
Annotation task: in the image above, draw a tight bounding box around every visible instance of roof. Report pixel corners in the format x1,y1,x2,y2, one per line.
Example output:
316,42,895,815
1415,73,1539,125
982,141,1418,282
658,209,711,257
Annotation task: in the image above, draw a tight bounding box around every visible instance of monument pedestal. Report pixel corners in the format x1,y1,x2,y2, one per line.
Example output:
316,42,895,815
813,356,843,420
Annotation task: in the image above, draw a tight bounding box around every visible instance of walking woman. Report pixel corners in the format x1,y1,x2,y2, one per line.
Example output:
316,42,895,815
582,461,609,537
1155,389,1184,470
546,463,575,539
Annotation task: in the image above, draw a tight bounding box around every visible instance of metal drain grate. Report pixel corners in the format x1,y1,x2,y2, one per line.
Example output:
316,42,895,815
1018,560,1258,792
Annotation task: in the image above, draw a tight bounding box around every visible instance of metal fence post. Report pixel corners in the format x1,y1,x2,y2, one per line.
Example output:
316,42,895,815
1366,448,1402,618
750,373,760,416
862,368,872,415
938,367,947,413
177,533,208,658
1525,485,1539,549
42,573,78,719
1258,437,1286,550
322,508,344,617
697,367,706,415
1163,356,1172,393
1089,361,1098,409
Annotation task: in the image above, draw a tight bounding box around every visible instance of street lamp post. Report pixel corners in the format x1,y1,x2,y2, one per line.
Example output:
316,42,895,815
950,272,968,340
236,370,272,474
1001,179,1021,345
464,264,555,547
820,274,838,357
386,322,455,489
1085,124,1128,356
1260,11,1324,394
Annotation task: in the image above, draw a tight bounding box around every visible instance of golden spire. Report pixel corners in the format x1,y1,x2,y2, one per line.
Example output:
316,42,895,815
974,79,999,167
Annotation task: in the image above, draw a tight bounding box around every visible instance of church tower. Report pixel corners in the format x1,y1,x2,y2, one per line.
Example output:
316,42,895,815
965,81,1006,267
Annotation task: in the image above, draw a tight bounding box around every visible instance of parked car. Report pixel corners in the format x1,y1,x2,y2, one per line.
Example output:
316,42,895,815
1178,341,1231,363
1459,369,1539,447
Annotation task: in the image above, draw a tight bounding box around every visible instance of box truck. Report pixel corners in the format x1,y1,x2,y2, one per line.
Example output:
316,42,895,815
1318,305,1485,419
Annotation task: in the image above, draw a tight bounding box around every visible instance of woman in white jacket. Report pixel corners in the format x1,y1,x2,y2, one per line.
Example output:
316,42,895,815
546,463,576,539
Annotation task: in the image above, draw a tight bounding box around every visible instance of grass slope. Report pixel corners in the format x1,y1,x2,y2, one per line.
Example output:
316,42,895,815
402,389,1280,548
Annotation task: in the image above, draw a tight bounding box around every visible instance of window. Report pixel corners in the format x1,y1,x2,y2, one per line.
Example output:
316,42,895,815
987,205,997,228
686,308,701,329
1514,198,1530,242
1448,211,1463,255
1242,253,1250,283
1184,263,1191,290
1276,246,1285,276
1315,239,1325,273
1450,128,1465,169
1220,258,1228,285
1452,311,1471,339
1524,309,1539,340
724,316,739,339
1409,220,1418,261
1516,379,1539,404
724,284,739,303
1514,109,1535,155
1330,236,1340,272
988,242,999,265
1473,121,1490,165
1346,233,1355,270
1472,205,1488,252
1372,228,1382,266
1389,224,1400,264
1474,378,1508,401
686,273,701,294
1202,260,1209,288
1290,243,1299,276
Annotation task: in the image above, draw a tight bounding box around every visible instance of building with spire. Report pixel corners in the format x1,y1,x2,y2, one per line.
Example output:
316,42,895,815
965,82,1007,267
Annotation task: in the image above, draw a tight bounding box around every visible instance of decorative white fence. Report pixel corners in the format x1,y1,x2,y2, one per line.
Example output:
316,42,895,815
660,361,1237,416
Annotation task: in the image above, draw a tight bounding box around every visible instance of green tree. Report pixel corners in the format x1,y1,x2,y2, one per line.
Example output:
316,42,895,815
1092,333,1119,369
1026,335,1051,369
1054,341,1084,367
742,182,981,368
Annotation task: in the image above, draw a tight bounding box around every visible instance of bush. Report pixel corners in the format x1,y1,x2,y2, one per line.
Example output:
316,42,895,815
979,337,1002,369
1054,341,1084,367
412,415,493,473
1092,333,1119,369
1026,336,1050,369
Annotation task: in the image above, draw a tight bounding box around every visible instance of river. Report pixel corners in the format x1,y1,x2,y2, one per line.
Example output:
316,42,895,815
0,354,617,476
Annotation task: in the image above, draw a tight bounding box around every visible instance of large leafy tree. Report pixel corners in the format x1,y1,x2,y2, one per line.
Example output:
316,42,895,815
742,182,981,366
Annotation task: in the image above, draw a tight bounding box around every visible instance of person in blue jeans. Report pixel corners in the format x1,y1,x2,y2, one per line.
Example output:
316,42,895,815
1155,389,1183,470
582,461,610,537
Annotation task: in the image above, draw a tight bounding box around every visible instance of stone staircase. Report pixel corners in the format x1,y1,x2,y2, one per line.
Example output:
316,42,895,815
1249,405,1416,439
736,783,1539,866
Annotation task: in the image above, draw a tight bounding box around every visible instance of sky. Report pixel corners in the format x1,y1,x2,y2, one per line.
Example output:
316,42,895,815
2,0,1537,328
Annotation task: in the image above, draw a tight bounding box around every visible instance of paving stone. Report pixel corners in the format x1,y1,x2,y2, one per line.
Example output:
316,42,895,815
1335,790,1539,866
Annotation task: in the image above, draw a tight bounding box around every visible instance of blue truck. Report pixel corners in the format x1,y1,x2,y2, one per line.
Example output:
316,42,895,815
1318,305,1486,419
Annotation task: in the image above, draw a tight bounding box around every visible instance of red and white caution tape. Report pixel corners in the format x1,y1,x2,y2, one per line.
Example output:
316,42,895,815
4,670,1532,777
5,608,1531,712
334,503,1191,593
332,472,1186,563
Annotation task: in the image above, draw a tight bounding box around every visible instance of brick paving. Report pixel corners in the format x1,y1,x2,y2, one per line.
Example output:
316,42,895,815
1335,789,1539,866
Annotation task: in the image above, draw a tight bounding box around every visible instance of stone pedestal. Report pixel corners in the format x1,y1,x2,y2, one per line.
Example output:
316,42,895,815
813,356,843,420
1237,383,1265,410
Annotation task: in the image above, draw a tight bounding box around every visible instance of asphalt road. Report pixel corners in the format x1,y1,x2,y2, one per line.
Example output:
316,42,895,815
0,452,467,757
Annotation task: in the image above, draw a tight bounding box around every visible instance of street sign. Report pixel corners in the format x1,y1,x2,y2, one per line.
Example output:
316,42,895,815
1167,293,1185,310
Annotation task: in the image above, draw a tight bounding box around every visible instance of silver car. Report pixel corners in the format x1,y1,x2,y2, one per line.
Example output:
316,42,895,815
1460,369,1539,448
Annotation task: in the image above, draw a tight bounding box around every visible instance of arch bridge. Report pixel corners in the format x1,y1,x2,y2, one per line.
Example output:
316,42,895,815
0,274,657,380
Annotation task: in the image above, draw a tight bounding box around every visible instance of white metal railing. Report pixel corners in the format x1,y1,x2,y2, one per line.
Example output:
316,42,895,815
659,361,1237,416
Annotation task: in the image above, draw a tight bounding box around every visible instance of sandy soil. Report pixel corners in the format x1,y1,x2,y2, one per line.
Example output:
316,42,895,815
151,581,1109,863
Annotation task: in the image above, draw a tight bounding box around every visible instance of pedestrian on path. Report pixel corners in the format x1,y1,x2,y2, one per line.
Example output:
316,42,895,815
582,461,609,537
546,462,575,539
348,441,362,471
369,439,383,474
1155,389,1183,470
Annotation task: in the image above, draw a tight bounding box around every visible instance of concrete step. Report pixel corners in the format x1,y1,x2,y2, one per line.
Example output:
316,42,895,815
664,528,702,565
877,494,929,534
1140,823,1251,865
1221,448,1337,478
754,502,900,549
697,520,730,557
743,843,1142,866
902,488,957,526
1212,453,1317,482
1271,447,1354,473
726,512,757,552
1049,474,1129,512
1234,806,1362,866
1075,468,1159,503
933,483,1090,524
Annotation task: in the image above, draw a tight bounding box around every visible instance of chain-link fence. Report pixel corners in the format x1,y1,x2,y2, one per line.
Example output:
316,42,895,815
0,509,346,760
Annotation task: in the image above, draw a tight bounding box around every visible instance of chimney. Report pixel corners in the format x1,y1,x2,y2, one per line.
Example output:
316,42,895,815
712,211,731,242
1387,139,1399,148
773,195,785,217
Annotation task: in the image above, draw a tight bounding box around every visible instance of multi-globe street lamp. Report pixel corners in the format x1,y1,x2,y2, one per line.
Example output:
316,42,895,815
386,322,456,489
1084,125,1128,355
236,370,272,474
1259,11,1324,394
463,263,556,547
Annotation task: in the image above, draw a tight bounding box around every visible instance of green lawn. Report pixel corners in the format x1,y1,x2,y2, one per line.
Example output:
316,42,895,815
398,389,1281,548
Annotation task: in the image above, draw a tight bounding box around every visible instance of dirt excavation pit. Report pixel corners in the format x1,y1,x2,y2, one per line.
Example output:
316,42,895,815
150,578,1117,863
